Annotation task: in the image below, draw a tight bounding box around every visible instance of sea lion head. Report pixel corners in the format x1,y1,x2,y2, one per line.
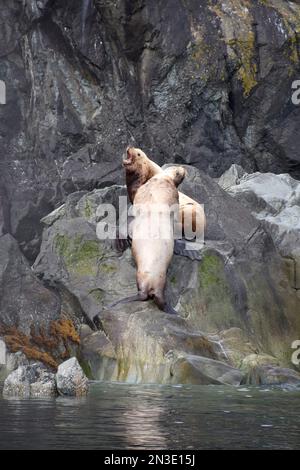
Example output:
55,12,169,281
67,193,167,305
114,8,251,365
123,146,149,169
163,166,186,187
123,146,162,203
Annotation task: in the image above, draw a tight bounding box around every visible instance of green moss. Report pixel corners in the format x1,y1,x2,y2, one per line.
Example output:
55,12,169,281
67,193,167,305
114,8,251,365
89,288,105,303
170,275,177,285
84,199,94,218
78,357,93,380
191,41,210,67
289,35,299,65
117,358,131,381
227,33,257,96
55,234,101,276
100,263,117,273
189,23,218,80
183,252,240,331
199,254,222,288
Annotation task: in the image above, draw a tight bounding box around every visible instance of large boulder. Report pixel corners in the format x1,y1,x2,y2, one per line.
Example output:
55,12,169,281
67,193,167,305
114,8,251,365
56,357,89,396
33,166,300,384
3,364,57,398
170,355,243,386
243,365,300,386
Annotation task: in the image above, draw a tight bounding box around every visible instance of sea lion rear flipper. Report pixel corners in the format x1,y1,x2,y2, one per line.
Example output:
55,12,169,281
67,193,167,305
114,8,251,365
174,239,202,261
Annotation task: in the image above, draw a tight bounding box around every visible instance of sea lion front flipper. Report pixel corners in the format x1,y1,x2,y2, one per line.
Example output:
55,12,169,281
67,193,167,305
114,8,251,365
103,228,132,253
174,239,202,261
113,236,131,253
107,215,134,253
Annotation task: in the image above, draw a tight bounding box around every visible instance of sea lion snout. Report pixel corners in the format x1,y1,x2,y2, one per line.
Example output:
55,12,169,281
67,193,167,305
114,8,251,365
123,146,144,167
123,146,134,166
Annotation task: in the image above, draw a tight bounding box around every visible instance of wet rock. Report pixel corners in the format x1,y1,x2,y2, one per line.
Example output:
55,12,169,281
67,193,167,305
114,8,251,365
79,330,117,381
243,365,300,386
218,328,258,367
171,355,243,386
241,353,281,371
56,357,89,396
95,303,225,384
3,364,57,398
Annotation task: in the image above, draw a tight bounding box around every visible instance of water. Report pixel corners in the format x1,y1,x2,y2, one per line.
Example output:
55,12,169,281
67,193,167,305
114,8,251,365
0,383,299,450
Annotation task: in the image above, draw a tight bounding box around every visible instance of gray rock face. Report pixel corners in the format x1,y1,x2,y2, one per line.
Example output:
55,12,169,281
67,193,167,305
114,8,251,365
218,164,247,190
0,234,60,335
33,167,300,384
56,357,89,396
3,364,57,398
219,167,300,290
0,180,10,237
1,0,300,258
0,233,81,371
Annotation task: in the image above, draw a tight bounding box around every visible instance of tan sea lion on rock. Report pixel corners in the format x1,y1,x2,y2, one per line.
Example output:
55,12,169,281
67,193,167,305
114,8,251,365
123,147,206,250
110,166,186,315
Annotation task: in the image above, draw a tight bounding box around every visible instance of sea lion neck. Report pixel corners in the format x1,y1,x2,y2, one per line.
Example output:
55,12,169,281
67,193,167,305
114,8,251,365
125,158,161,203
126,167,151,203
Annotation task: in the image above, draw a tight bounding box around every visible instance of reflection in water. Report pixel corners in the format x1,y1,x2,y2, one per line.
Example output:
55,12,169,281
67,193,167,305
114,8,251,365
122,388,168,449
0,383,299,449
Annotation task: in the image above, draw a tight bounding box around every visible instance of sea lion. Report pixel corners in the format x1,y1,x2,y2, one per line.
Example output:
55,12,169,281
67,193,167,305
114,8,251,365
110,166,186,315
123,147,206,251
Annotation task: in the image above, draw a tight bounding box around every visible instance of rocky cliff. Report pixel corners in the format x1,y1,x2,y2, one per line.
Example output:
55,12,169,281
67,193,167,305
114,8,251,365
1,0,300,259
0,0,300,386
1,165,300,386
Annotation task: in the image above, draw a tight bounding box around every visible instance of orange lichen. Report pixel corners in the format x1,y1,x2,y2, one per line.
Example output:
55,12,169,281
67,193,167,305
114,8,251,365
21,348,58,369
50,318,80,345
0,317,80,370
